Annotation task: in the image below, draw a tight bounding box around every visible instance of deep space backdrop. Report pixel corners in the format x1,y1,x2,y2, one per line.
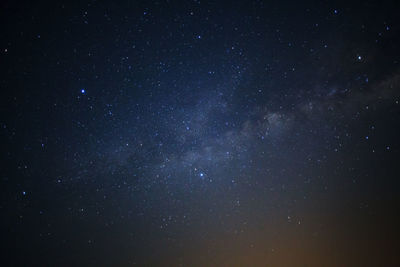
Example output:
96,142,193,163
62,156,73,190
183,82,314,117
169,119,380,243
1,0,400,266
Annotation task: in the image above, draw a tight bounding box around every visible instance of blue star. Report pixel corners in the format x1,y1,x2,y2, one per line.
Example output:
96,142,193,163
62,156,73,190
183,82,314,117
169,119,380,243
81,89,86,94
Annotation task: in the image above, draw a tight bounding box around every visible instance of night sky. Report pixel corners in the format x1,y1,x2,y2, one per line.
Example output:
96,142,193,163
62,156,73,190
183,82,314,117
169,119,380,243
1,1,400,266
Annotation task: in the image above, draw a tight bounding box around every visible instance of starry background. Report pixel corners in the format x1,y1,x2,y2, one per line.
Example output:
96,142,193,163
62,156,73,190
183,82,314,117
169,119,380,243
1,0,400,266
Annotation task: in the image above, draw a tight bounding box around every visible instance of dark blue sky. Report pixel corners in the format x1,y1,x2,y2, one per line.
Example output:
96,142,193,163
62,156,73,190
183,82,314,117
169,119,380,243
1,0,399,266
